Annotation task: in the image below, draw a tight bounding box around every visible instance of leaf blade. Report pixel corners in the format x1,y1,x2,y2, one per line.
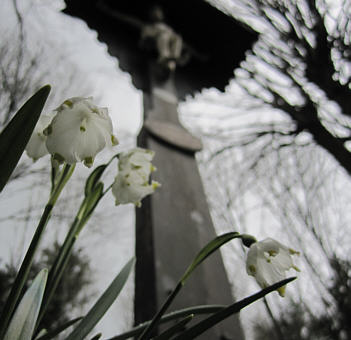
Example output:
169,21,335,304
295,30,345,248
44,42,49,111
4,269,48,340
65,258,135,340
106,305,225,340
138,232,240,340
152,315,194,340
0,85,51,192
172,277,297,340
35,317,82,340
181,232,240,283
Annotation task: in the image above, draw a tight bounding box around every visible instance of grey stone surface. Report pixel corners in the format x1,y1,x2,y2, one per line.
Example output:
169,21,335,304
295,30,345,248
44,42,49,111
135,71,245,339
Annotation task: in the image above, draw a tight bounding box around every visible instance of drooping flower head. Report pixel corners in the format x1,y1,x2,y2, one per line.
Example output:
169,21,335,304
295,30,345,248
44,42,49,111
26,115,53,161
112,148,160,207
246,238,300,296
45,97,118,167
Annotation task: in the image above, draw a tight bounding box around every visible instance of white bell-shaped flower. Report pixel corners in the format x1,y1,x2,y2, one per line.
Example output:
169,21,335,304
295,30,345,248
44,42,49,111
45,97,118,167
112,148,160,207
246,238,299,296
26,115,52,161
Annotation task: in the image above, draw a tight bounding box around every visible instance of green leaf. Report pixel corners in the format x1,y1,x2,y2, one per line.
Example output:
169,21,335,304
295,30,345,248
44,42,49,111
65,258,135,340
35,317,82,340
107,305,225,340
181,232,240,283
4,269,48,340
0,85,51,192
138,232,240,340
152,315,194,340
82,182,104,222
84,164,107,197
172,277,297,340
90,333,102,340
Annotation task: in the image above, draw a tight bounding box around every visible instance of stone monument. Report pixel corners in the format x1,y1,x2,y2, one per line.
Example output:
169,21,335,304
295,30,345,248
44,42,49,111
64,1,257,338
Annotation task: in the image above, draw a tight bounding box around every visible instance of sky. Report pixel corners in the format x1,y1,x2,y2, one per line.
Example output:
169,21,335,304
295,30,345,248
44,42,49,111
0,0,143,135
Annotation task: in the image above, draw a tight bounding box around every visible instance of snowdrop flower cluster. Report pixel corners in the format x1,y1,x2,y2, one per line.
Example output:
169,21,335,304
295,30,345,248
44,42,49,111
25,97,160,206
246,238,300,296
112,148,160,207
26,97,118,167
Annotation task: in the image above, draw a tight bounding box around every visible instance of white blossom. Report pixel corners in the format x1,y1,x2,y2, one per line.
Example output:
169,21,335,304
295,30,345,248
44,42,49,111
45,97,118,167
246,238,299,296
26,115,52,161
112,148,160,207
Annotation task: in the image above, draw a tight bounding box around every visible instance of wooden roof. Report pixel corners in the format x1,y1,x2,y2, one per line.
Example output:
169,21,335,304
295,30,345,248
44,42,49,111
64,0,257,96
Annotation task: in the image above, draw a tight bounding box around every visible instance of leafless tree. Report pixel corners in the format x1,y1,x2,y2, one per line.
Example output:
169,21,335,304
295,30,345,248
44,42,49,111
0,0,93,184
180,0,351,338
201,0,351,175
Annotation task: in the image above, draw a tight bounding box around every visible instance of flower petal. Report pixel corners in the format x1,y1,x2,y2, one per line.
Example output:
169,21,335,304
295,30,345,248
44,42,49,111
26,115,52,161
246,238,299,296
45,97,115,166
112,148,160,206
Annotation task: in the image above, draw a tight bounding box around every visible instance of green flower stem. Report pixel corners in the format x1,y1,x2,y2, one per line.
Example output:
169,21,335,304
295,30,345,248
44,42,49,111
36,216,82,328
48,163,75,206
37,184,105,328
0,163,74,340
50,159,59,194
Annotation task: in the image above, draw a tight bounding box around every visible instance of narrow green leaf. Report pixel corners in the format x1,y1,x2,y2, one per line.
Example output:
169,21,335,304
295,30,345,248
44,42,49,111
139,232,240,340
181,232,240,283
0,85,51,192
152,314,194,340
34,329,47,340
82,183,104,222
107,305,225,340
172,277,297,340
90,333,102,340
84,164,107,197
65,258,136,340
4,269,48,340
35,317,82,340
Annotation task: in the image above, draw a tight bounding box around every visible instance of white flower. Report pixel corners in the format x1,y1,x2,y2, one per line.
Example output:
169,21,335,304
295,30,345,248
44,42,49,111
45,97,118,167
112,148,160,207
26,115,52,161
246,238,300,296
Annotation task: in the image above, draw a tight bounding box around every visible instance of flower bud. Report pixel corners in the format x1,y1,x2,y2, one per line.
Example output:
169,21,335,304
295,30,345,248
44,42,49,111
240,234,257,248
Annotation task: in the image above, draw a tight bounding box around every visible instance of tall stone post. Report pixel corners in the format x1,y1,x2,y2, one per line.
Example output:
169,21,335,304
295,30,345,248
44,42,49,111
134,65,245,339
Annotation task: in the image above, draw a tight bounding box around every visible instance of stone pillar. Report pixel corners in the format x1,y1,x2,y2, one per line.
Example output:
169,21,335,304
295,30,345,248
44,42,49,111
135,66,245,339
